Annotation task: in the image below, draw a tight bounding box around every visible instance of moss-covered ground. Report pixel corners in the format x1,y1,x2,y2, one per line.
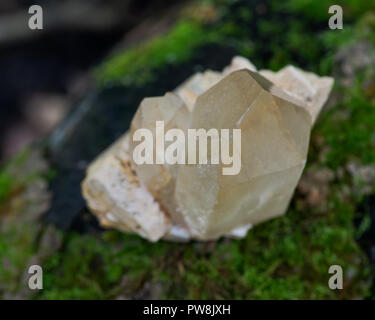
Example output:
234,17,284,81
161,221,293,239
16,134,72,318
1,0,375,299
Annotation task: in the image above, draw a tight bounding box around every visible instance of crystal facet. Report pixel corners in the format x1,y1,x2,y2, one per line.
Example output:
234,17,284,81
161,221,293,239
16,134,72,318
82,56,334,241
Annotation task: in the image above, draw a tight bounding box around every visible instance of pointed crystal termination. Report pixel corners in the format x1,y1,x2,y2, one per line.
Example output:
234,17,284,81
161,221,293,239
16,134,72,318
82,56,334,242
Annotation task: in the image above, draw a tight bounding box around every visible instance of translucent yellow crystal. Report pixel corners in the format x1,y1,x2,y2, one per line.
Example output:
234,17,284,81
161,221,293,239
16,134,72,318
82,57,334,242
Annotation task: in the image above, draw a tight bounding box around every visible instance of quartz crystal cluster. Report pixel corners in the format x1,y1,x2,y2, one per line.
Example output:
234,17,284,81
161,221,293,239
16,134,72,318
82,56,334,242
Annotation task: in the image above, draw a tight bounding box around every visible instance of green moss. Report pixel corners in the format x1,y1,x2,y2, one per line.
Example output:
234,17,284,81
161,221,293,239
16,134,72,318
317,79,375,169
0,223,40,297
0,170,12,204
0,149,52,298
96,21,222,87
0,150,30,205
95,0,375,88
282,0,375,23
37,192,370,299
0,148,53,206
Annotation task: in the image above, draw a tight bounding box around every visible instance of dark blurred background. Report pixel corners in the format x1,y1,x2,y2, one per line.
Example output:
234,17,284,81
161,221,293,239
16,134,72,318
0,0,181,161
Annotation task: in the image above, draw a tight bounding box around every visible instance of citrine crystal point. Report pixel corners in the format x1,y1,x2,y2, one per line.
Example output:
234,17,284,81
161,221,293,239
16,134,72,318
82,56,334,242
175,69,312,240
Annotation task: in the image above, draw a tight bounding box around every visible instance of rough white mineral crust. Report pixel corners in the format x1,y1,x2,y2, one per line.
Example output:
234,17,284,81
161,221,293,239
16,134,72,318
82,134,170,242
82,56,334,242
